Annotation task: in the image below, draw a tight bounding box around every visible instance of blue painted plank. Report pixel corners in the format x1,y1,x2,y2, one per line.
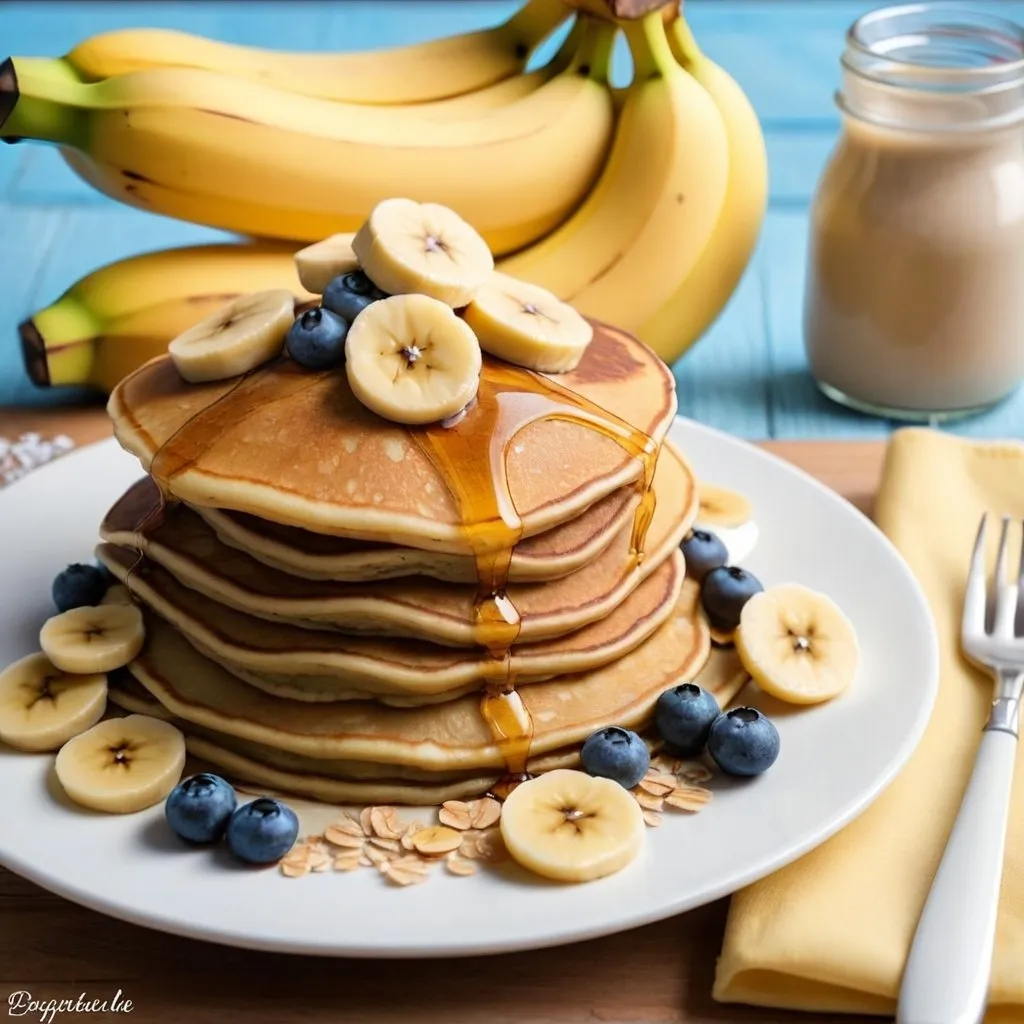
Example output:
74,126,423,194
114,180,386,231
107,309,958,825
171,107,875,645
1,206,231,407
765,131,835,208
27,207,232,309
6,148,99,206
0,204,95,406
0,146,30,199
673,240,771,440
687,2,1024,125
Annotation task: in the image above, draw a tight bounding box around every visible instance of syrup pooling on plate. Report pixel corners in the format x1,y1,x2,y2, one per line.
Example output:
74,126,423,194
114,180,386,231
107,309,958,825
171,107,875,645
412,359,660,778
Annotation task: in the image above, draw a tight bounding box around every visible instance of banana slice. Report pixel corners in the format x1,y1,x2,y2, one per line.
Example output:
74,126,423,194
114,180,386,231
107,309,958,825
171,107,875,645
0,653,107,752
352,198,494,307
168,289,295,383
736,584,859,705
464,272,593,373
294,233,358,294
346,293,481,425
500,769,645,883
40,604,145,676
55,714,186,813
697,483,752,528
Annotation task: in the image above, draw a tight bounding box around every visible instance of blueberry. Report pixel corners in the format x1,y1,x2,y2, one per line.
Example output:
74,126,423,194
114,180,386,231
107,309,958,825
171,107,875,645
707,707,780,777
681,529,728,583
580,726,650,789
165,773,237,844
654,683,720,757
322,271,389,323
286,307,349,370
701,565,763,631
225,797,299,864
52,563,109,612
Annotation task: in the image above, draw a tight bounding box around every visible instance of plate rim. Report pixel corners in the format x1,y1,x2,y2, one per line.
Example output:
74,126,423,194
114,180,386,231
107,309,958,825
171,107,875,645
0,420,941,958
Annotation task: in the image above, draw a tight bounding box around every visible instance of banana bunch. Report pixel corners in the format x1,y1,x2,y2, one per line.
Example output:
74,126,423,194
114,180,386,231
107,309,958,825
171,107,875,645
8,1,767,392
0,4,615,254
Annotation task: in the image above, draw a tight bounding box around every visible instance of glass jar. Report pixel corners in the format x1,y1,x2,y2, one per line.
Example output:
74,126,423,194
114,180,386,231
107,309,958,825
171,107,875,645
804,4,1024,421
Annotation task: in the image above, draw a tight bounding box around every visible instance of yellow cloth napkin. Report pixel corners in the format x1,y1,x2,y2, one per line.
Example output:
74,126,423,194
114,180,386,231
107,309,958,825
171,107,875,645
714,428,1024,1021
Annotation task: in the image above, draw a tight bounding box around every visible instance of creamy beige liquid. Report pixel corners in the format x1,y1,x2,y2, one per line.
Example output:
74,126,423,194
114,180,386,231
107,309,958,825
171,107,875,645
805,117,1024,416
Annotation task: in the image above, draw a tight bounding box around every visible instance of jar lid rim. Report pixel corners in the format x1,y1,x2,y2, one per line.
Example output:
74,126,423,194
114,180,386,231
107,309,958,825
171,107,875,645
847,2,1024,81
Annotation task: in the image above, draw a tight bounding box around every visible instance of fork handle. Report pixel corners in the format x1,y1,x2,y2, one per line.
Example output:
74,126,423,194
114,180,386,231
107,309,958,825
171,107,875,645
896,727,1018,1024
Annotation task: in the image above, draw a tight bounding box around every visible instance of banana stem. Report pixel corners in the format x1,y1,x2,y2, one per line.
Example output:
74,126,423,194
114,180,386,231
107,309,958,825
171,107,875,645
505,0,573,53
572,16,617,83
549,16,585,73
0,57,87,146
622,11,676,80
668,14,703,68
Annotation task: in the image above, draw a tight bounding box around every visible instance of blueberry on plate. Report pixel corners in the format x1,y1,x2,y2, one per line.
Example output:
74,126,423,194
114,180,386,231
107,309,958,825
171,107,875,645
225,797,299,864
681,529,728,582
52,563,109,612
286,307,349,370
580,726,650,789
165,773,238,844
654,683,720,757
322,271,389,323
701,565,763,631
707,707,780,776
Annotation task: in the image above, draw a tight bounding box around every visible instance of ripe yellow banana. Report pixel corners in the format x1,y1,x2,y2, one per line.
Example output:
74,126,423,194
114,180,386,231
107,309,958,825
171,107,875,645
22,243,309,393
498,11,730,341
0,21,616,253
60,0,570,105
634,13,767,361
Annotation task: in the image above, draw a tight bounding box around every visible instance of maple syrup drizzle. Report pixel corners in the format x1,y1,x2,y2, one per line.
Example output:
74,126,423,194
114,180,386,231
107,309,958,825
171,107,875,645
412,361,659,781
134,355,659,787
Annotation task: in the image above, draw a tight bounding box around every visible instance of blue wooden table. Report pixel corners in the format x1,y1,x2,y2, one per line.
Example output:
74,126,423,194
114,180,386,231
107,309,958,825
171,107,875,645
2,0,1023,440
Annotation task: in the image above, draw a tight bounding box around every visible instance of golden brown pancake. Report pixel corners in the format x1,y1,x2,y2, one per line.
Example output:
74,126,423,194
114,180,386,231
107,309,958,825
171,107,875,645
97,544,686,703
198,484,637,583
107,322,676,549
123,581,709,773
108,636,743,806
100,441,696,645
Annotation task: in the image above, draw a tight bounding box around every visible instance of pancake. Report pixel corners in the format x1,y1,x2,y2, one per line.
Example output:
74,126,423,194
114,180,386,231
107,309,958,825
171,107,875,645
199,485,638,583
97,544,686,703
100,442,696,645
107,322,677,550
123,581,709,772
108,635,741,806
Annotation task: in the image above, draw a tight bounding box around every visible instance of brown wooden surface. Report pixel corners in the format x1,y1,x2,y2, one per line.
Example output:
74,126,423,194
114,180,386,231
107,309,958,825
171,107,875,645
0,407,888,1024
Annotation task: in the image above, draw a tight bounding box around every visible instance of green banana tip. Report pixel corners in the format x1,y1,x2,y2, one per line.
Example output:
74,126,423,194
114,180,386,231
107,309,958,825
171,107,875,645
0,57,19,135
19,318,51,388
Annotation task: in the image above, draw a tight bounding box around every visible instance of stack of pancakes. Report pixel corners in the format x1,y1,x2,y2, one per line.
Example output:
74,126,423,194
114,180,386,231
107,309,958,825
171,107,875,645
98,323,717,805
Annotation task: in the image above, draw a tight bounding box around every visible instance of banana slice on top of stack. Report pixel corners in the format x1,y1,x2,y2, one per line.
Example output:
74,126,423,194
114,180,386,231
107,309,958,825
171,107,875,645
164,198,596,428
352,198,494,308
465,271,592,373
346,294,482,425
168,289,296,384
294,233,359,294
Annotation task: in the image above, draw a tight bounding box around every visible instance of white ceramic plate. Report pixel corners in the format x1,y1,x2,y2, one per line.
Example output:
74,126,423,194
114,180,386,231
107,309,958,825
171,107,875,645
0,420,939,957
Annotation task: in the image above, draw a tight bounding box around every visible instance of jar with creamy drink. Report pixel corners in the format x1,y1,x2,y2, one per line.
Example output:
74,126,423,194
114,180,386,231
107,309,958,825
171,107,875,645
804,4,1024,420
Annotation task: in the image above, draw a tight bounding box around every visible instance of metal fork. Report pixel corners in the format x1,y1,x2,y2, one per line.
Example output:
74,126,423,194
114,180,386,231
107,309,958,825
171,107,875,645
897,515,1023,1024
